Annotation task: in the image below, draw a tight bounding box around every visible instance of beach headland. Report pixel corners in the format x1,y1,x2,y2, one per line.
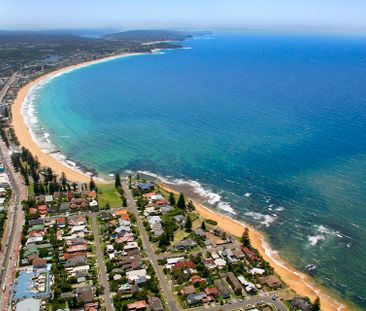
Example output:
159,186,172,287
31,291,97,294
159,183,351,311
11,50,352,311
11,52,147,183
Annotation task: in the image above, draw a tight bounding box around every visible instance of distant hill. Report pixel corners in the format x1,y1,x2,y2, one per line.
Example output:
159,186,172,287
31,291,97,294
104,29,192,41
103,29,212,42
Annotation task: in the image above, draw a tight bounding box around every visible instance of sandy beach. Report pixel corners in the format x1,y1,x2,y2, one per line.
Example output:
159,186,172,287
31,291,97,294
160,183,350,311
11,52,145,183
11,52,351,311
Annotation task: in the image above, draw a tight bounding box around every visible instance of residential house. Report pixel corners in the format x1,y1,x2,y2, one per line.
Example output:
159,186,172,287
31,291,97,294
148,297,163,311
128,300,147,311
226,272,243,295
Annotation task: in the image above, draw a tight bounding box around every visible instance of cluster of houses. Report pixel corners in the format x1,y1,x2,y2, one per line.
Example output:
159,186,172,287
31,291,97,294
162,241,282,307
14,217,53,310
139,190,200,252
100,209,163,311
142,192,171,238
56,215,99,310
29,190,99,218
14,212,100,311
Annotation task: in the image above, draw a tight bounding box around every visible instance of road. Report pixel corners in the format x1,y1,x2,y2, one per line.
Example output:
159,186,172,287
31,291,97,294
121,181,179,311
0,140,27,310
91,213,114,311
0,72,17,104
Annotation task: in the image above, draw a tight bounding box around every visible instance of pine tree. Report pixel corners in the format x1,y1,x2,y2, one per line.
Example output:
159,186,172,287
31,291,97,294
185,215,192,232
60,172,67,191
177,193,186,210
169,192,176,206
201,221,206,231
33,182,39,195
24,174,30,186
311,297,321,311
45,167,53,183
89,178,96,191
241,227,251,247
115,173,121,188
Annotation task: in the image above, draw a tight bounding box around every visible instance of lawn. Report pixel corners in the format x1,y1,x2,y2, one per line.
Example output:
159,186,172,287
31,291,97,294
97,184,122,209
27,184,34,196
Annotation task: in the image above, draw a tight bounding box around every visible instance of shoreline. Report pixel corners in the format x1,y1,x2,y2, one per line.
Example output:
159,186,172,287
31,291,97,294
159,183,351,311
10,50,352,311
11,52,148,183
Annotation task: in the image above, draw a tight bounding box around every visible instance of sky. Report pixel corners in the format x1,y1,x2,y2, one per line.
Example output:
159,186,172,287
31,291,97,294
1,0,366,34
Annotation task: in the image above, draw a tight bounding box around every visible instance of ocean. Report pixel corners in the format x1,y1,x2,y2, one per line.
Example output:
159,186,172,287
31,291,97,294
26,32,366,308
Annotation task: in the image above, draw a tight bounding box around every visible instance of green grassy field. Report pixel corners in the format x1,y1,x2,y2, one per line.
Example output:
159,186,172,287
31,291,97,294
98,184,122,209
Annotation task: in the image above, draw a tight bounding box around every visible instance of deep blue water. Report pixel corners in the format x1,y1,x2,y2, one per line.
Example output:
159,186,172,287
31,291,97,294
33,33,366,308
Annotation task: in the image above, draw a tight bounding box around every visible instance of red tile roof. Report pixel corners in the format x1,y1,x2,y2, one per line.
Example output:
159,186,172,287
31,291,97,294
64,251,87,260
172,260,196,271
191,275,204,284
205,287,219,297
242,247,260,262
66,244,88,253
128,300,147,310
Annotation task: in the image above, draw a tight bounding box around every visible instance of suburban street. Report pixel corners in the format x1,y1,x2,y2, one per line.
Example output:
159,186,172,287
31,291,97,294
91,213,114,311
122,181,180,311
0,72,17,105
0,140,27,310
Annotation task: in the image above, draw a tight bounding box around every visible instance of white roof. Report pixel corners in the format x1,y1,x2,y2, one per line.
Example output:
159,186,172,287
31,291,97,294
16,298,41,311
147,215,161,225
151,194,164,201
0,173,9,185
26,236,43,244
250,268,265,275
89,200,98,206
126,268,147,281
124,242,139,250
214,258,226,267
71,225,86,232
211,252,220,259
72,265,90,272
45,195,53,202
167,257,185,265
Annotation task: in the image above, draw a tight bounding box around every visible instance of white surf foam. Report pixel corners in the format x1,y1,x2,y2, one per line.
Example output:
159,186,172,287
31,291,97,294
138,170,236,214
244,211,276,227
307,225,347,247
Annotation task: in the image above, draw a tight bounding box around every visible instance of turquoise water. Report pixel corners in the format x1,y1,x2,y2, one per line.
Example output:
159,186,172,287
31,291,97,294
33,33,366,308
